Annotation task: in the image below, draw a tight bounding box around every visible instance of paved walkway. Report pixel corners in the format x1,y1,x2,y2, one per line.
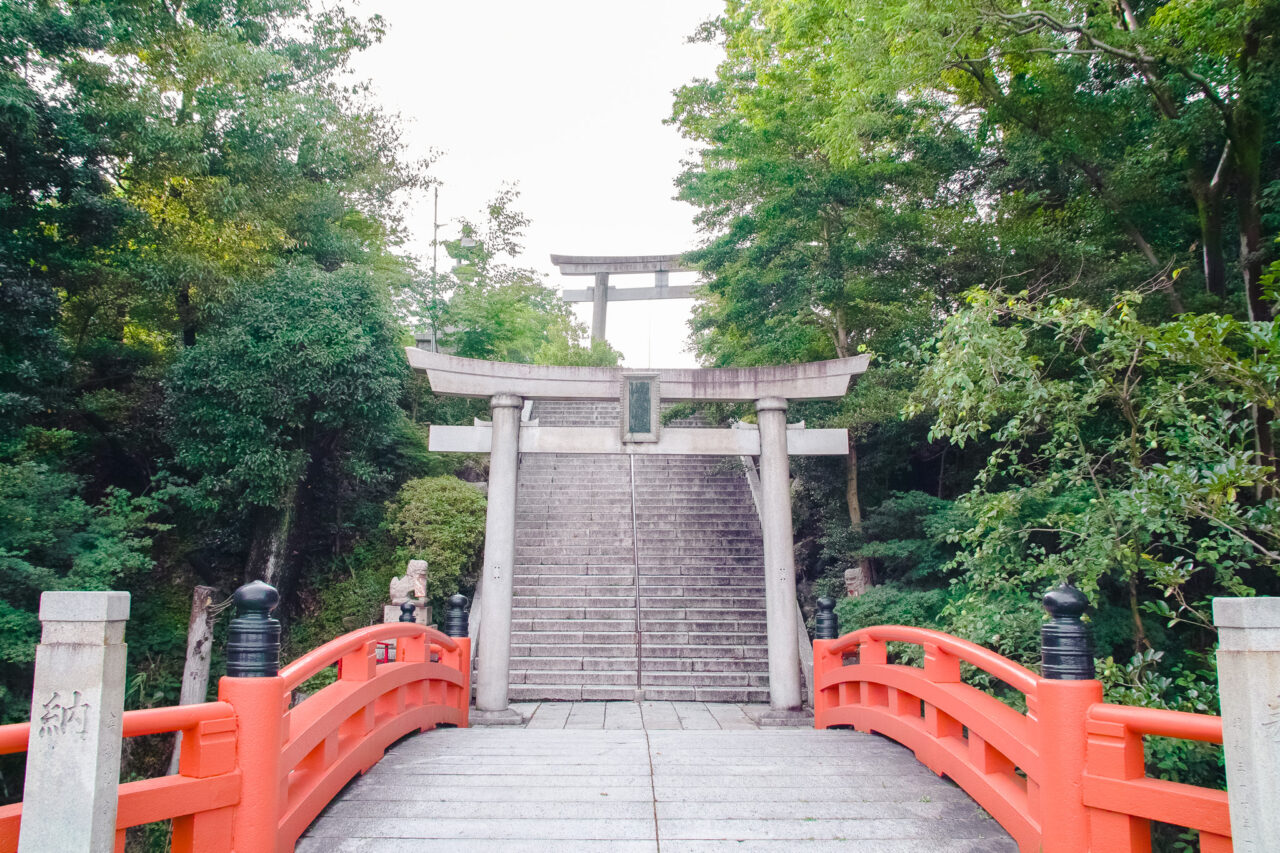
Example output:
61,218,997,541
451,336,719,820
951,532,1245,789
299,704,1016,852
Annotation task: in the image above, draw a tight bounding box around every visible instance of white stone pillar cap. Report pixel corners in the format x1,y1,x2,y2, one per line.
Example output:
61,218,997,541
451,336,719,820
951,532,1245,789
1214,597,1280,651
489,393,523,409
755,396,788,413
39,591,130,623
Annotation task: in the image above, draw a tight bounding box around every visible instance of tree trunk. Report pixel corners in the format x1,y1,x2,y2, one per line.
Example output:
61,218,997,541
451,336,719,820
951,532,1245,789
1235,30,1271,323
845,445,873,597
1236,143,1268,322
1255,404,1277,500
177,284,196,348
168,585,218,775
245,479,300,587
1190,165,1228,299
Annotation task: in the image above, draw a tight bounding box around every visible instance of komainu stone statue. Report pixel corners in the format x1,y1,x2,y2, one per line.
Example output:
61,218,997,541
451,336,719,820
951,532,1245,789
384,559,430,624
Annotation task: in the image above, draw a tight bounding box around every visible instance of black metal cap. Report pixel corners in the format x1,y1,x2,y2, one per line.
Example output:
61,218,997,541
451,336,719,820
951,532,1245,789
1041,583,1095,680
226,580,281,678
444,594,469,637
815,597,838,640
400,600,417,623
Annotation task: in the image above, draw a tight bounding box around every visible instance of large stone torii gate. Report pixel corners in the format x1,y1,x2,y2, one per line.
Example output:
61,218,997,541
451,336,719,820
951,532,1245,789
552,253,695,342
407,349,870,721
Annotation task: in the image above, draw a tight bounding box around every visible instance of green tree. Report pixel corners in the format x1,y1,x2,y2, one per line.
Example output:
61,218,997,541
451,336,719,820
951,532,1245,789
909,289,1279,657
438,188,619,365
166,264,406,591
0,461,158,722
670,7,981,590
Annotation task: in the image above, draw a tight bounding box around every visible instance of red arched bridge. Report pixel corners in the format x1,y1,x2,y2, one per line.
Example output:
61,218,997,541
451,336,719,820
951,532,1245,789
0,585,1247,852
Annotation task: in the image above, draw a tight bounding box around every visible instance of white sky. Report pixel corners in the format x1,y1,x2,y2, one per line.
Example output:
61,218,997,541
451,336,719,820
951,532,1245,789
350,0,725,368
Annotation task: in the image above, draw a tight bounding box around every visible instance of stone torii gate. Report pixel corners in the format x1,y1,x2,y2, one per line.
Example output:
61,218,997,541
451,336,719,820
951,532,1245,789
406,349,870,722
552,253,695,342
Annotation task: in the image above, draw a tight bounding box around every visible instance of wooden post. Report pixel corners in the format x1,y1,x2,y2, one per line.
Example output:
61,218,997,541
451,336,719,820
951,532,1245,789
169,585,218,775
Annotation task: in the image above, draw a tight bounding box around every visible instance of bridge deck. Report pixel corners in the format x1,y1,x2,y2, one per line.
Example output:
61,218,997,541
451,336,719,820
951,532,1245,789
300,703,1015,852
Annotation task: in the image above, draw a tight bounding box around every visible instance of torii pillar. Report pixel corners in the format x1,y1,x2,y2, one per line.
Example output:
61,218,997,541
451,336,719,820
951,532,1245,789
552,254,696,342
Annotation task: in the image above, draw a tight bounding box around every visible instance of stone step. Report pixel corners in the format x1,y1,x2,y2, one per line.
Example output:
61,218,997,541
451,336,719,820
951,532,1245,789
637,578,764,590
510,630,636,645
510,607,636,620
641,621,767,634
519,514,758,526
512,562,635,573
638,563,764,573
512,619,640,632
510,669,637,686
509,656,639,672
513,576,635,588
640,671,765,687
515,534,636,545
633,517,761,524
506,685,640,701
639,686,771,703
511,595,637,607
642,644,768,660
641,607,764,618
644,632,769,646
514,547,637,557
639,658,767,673
640,596,761,609
512,642,641,658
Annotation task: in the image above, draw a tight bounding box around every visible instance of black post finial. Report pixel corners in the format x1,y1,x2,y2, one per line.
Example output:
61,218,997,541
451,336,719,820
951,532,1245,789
444,594,469,637
226,580,281,678
399,600,417,623
1041,584,1095,679
815,597,838,640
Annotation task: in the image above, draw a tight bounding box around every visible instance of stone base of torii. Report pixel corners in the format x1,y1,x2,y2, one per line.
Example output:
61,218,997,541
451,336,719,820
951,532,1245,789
406,349,870,719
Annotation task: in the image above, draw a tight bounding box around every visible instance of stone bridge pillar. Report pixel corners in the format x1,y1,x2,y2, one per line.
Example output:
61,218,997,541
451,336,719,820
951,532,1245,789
756,397,803,713
474,393,523,723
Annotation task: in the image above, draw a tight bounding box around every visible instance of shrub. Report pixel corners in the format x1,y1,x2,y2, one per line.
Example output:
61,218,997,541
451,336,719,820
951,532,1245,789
385,476,487,610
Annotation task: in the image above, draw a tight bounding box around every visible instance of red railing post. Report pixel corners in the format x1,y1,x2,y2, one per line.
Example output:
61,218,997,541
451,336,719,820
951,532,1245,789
170,715,238,853
812,638,840,726
450,638,472,726
220,581,286,853
922,643,963,740
1035,678,1103,852
1082,712,1151,852
219,676,287,853
441,595,472,727
1037,584,1104,853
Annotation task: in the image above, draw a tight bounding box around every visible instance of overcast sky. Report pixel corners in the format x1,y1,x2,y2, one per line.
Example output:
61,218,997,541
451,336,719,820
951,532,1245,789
349,0,725,368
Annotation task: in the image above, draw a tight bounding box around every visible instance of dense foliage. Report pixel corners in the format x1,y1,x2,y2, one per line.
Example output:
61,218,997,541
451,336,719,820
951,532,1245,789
0,0,605,779
671,0,1280,771
385,476,488,609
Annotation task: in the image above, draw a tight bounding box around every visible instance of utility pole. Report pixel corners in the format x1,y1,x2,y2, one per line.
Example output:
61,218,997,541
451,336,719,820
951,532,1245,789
429,185,440,353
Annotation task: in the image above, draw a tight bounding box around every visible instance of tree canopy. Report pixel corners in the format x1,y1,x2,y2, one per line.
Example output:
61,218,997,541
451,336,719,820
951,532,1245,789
670,2,1279,770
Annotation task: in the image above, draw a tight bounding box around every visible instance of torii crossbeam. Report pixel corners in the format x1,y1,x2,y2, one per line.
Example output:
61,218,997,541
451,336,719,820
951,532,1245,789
552,253,695,342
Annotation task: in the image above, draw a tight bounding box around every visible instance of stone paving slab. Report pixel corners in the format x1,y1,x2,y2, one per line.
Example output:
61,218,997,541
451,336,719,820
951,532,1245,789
301,836,656,853
299,725,1016,852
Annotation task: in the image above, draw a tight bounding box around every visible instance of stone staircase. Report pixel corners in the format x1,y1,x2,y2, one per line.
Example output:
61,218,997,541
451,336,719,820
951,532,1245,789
508,400,770,702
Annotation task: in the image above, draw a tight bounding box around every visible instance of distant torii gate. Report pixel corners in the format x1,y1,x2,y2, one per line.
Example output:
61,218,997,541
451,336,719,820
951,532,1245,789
552,253,695,342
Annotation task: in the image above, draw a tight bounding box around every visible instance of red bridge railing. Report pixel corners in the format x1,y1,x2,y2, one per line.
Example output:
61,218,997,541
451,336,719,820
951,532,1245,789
814,617,1230,852
0,602,469,853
